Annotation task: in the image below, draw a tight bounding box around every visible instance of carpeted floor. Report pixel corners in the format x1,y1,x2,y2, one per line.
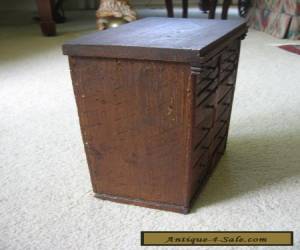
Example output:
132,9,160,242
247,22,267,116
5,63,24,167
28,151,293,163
1,7,300,250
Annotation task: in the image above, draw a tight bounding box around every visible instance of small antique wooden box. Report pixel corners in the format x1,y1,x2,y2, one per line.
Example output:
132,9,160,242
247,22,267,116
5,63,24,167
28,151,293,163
63,17,247,214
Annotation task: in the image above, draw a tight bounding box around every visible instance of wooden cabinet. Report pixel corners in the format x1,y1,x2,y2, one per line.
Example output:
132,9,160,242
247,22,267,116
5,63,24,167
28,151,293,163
63,17,247,213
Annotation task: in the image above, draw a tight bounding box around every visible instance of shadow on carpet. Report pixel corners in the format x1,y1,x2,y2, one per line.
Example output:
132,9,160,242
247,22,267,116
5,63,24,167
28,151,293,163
192,130,300,211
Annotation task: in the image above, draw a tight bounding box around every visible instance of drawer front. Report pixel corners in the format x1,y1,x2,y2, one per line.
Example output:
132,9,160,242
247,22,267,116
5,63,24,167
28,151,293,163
217,83,233,103
220,41,239,82
192,129,210,167
216,88,233,121
194,92,216,127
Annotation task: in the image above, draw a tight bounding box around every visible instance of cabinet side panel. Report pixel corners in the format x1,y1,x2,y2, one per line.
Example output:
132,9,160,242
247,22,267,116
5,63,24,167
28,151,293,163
69,57,191,206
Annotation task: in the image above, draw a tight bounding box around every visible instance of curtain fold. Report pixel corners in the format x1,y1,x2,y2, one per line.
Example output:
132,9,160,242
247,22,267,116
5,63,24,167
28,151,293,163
247,0,300,39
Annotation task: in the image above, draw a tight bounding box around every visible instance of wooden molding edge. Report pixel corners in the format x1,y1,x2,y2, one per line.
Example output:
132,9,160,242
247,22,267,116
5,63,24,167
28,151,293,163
95,193,190,214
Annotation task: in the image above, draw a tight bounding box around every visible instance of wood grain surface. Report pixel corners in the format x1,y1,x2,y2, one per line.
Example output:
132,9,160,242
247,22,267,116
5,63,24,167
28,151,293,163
63,17,247,63
69,58,192,212
65,18,247,213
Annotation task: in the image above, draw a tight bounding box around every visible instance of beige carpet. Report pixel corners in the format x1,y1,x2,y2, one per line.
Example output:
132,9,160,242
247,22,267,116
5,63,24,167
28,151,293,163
1,8,300,250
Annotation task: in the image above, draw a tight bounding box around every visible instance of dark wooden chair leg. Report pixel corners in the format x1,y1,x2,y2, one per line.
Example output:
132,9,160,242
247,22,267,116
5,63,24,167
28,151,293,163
36,0,56,36
199,0,210,13
221,0,231,19
208,0,218,19
182,0,188,18
165,0,174,17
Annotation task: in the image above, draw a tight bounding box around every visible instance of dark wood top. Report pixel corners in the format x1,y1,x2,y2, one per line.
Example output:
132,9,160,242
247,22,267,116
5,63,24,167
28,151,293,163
63,17,247,63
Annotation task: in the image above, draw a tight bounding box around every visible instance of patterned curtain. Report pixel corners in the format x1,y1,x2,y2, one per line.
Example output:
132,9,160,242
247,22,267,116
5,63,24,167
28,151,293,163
247,0,300,39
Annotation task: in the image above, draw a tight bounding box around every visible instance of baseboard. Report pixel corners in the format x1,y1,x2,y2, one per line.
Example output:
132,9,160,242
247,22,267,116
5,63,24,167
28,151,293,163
95,193,190,214
66,0,239,10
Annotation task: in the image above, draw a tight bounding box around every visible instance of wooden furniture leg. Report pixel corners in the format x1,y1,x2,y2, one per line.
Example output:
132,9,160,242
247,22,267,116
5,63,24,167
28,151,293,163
182,0,188,18
208,0,218,19
221,0,231,19
199,0,210,13
36,0,56,36
165,0,174,17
